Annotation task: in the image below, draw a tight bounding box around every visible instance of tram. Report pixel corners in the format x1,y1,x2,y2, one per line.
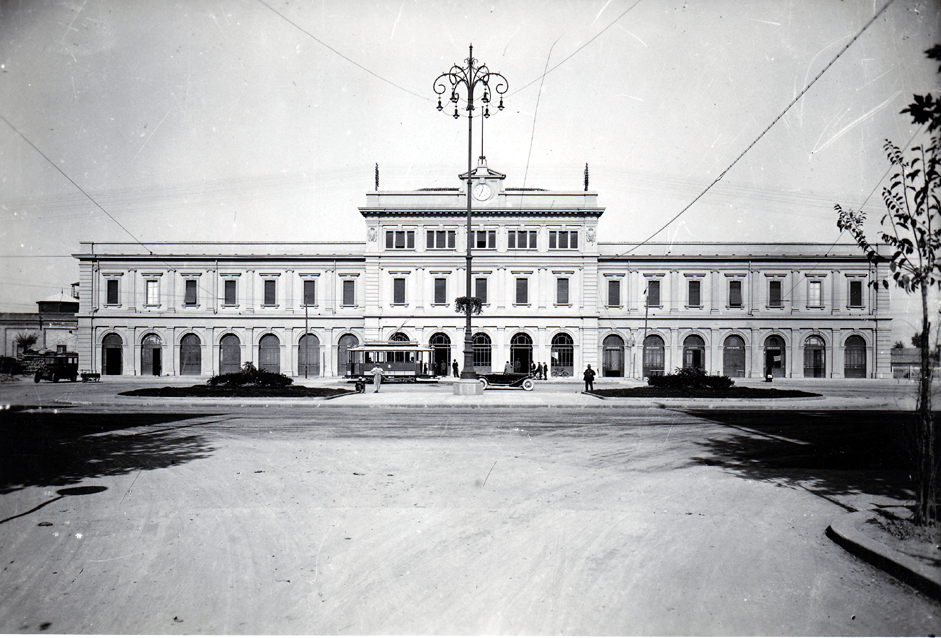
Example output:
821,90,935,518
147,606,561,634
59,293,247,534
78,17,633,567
345,341,437,382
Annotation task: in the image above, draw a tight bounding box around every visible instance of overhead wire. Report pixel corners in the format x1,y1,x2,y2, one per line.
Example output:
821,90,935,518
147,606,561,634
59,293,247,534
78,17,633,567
617,0,897,257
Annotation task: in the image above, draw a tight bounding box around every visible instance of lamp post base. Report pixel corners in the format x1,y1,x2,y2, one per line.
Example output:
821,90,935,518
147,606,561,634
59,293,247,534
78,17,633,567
453,378,484,396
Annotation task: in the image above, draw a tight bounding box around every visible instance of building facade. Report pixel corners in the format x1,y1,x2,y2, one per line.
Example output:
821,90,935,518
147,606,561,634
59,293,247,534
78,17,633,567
73,159,892,379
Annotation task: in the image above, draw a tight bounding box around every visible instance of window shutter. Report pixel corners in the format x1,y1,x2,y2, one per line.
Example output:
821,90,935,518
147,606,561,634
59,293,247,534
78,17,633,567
304,280,316,306
769,280,782,307
608,279,620,307
343,280,355,306
647,280,660,307
557,278,569,304
475,278,487,303
393,278,405,305
185,280,197,305
688,280,700,307
107,279,119,305
434,278,447,305
729,280,742,307
516,278,528,304
224,280,236,305
849,280,862,307
264,280,276,305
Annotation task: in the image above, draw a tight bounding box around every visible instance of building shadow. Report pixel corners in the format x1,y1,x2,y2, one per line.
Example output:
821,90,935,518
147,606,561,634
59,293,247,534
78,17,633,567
683,410,927,506
0,410,219,494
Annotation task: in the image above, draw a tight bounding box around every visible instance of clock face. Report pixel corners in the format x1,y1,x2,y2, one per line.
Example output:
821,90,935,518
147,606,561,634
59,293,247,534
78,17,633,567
473,183,493,201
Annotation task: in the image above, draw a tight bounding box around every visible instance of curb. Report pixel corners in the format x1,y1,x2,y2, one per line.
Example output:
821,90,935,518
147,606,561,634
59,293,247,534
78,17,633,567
826,512,940,601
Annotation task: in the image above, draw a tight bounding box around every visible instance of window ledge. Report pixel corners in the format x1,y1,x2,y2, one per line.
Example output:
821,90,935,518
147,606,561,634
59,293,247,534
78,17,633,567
222,304,239,308
142,303,160,308
513,303,532,307
261,304,280,308
555,303,572,307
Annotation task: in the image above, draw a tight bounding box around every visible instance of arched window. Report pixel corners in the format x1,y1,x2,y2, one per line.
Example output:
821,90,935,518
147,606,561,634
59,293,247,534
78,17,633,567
141,333,162,376
337,334,359,376
844,335,867,379
803,335,826,378
259,334,280,374
764,335,786,378
602,334,624,377
390,332,410,342
430,332,451,376
643,334,665,377
510,333,533,374
180,333,201,375
683,334,706,370
220,334,241,375
299,333,320,377
472,333,492,373
551,333,574,377
102,333,123,375
722,334,746,378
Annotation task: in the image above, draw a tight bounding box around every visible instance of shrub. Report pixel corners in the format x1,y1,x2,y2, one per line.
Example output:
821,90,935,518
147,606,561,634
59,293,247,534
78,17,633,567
647,366,734,390
208,362,293,387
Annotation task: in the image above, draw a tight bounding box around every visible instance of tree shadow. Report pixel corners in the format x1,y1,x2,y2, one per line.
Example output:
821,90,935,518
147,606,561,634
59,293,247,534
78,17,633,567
0,409,220,494
683,410,928,505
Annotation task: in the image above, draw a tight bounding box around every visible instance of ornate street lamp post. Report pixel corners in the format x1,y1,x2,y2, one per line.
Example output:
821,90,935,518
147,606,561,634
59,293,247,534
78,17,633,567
434,44,508,380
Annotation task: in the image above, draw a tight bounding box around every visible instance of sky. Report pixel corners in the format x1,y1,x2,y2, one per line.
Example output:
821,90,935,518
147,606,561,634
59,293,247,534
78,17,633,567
1,0,939,343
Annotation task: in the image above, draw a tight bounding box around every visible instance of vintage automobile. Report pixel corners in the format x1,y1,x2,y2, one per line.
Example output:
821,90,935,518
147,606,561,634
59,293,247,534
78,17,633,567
33,349,79,383
477,373,535,391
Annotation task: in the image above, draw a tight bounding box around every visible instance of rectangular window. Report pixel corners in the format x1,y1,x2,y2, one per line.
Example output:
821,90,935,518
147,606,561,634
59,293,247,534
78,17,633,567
386,230,414,249
475,278,488,304
434,278,447,305
475,230,496,249
608,279,621,307
303,280,316,306
264,280,277,306
106,279,119,305
515,278,529,304
146,280,159,305
557,278,569,305
508,230,537,249
849,280,863,307
342,280,355,307
393,278,406,305
808,280,822,307
769,280,782,307
426,230,455,249
549,231,578,249
729,280,742,308
184,280,197,306
688,279,701,307
224,279,237,305
646,280,661,307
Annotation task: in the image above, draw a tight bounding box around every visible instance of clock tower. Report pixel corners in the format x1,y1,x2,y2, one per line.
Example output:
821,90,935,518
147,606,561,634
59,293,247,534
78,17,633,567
460,155,505,205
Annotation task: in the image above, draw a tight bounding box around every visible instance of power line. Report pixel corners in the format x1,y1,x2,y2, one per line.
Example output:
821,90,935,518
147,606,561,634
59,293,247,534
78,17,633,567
0,113,153,254
617,0,897,257
511,0,645,96
254,0,429,103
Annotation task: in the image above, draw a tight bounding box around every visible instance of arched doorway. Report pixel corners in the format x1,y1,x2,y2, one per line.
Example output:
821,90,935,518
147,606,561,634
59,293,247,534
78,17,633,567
643,334,665,378
803,335,826,378
602,334,624,377
180,334,201,375
764,335,786,378
722,334,746,377
429,332,451,376
510,333,533,374
337,334,359,377
259,334,280,373
220,334,241,374
551,333,574,377
102,333,123,375
473,333,492,373
141,333,162,376
844,335,867,379
299,333,320,377
683,334,706,370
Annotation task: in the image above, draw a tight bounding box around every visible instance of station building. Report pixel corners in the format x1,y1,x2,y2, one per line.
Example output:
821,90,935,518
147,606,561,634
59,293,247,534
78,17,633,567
73,158,892,379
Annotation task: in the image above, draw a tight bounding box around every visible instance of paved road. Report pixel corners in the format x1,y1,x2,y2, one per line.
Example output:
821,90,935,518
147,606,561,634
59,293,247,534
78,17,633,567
0,402,937,635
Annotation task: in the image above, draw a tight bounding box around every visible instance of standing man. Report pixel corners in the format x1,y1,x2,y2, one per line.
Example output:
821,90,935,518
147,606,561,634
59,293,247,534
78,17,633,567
452,359,459,377
583,364,595,393
369,365,384,393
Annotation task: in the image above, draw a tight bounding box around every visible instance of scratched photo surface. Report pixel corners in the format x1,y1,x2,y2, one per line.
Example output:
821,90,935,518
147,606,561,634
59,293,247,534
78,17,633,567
1,0,940,635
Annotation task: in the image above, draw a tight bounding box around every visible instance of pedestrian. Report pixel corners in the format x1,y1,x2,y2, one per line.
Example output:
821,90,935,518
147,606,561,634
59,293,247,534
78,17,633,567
539,362,547,379
529,361,536,377
369,365,384,393
503,361,513,374
583,364,595,392
452,359,459,377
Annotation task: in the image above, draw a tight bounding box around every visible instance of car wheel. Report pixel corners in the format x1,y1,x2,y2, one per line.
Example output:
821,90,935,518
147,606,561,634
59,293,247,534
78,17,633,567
522,378,535,391
478,377,489,390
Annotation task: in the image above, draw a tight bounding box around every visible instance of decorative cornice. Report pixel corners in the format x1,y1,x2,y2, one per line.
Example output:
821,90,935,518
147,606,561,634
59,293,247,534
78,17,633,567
359,209,604,218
